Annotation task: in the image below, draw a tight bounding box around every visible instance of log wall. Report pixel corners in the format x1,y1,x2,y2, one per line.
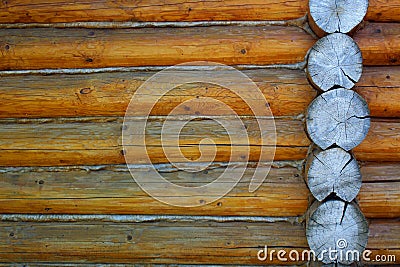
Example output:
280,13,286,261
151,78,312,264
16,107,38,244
0,0,399,265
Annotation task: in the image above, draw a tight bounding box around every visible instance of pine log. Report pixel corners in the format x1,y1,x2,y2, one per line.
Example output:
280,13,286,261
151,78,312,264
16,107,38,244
306,147,361,202
306,89,370,151
0,0,397,23
0,67,399,118
0,118,400,166
0,216,395,265
308,0,368,36
306,200,369,265
0,26,313,70
354,23,400,66
0,163,309,216
0,23,399,70
0,162,398,217
307,33,363,91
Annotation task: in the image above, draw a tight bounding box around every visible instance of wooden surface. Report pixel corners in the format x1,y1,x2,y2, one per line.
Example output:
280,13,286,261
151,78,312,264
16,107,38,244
307,33,363,91
1,118,400,166
0,23,399,70
308,0,368,35
0,162,398,218
306,147,361,202
306,200,369,264
306,89,370,151
0,217,396,265
0,0,398,23
0,1,399,265
0,67,399,118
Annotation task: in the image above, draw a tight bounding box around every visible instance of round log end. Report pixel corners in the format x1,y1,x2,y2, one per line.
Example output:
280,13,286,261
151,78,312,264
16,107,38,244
309,0,368,35
307,33,363,91
306,200,369,264
306,88,370,151
307,147,361,202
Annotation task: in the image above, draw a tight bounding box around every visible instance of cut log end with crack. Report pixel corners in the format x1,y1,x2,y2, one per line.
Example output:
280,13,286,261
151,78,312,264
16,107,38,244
306,199,369,265
306,88,370,151
306,147,361,202
308,0,369,36
307,33,363,91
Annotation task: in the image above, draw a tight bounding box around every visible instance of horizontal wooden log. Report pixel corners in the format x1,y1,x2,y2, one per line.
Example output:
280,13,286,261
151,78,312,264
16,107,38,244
0,162,398,217
0,117,399,166
354,23,400,66
0,217,397,265
0,0,397,23
0,23,398,70
0,66,399,118
0,69,315,118
0,117,309,166
0,163,308,216
0,218,308,265
354,119,400,162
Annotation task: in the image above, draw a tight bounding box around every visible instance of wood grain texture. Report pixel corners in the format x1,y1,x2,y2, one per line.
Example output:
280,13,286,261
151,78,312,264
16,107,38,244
0,26,314,70
354,119,400,162
355,66,400,117
0,163,398,218
0,23,399,70
0,69,315,118
306,89,370,151
0,219,309,265
306,200,369,264
354,23,400,66
0,117,309,166
306,147,361,202
0,67,399,119
308,0,368,35
0,164,308,216
0,218,396,265
1,118,400,166
0,0,397,23
307,33,363,91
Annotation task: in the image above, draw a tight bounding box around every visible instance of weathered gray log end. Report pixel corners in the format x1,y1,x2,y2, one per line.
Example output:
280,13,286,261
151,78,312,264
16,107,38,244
308,0,369,36
306,88,370,151
306,147,361,202
307,33,363,91
306,200,369,264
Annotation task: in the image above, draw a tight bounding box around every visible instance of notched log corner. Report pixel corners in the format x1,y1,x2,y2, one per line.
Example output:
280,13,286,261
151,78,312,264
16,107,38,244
306,147,361,202
306,199,369,265
308,0,369,36
307,33,363,91
306,88,370,151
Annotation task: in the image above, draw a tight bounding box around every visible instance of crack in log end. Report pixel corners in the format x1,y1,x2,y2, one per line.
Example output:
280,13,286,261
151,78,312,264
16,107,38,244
306,88,370,151
309,0,368,36
307,33,363,91
307,147,361,202
306,199,369,265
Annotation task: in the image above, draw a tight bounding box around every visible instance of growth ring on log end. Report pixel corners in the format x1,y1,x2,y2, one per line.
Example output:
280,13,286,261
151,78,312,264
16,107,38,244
307,33,362,91
306,200,369,264
306,88,370,151
309,0,368,36
306,147,361,202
